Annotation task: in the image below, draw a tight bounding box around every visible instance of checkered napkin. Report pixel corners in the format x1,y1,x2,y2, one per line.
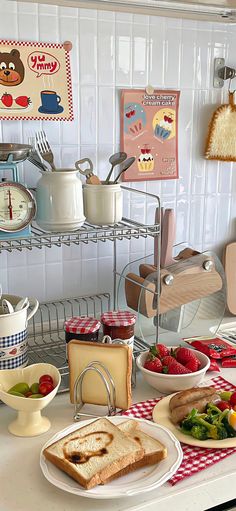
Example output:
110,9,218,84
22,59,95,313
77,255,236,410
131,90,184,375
121,376,236,485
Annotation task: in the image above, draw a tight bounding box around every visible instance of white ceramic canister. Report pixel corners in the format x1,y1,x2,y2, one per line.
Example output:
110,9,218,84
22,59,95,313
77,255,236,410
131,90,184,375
36,169,85,232
0,295,39,338
83,182,123,225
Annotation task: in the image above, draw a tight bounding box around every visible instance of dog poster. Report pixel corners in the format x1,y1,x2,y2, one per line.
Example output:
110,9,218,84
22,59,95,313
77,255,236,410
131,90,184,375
121,89,180,181
0,39,73,121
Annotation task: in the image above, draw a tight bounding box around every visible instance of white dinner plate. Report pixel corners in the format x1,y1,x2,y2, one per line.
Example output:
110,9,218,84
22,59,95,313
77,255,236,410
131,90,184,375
153,394,236,448
40,415,183,499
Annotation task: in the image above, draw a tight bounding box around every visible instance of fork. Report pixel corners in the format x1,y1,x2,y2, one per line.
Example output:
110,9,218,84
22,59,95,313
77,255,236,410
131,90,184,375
36,131,56,171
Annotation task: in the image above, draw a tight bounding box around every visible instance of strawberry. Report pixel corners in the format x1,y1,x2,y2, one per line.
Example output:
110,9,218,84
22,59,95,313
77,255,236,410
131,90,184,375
149,343,170,360
175,347,200,369
15,96,31,108
162,356,191,374
144,355,162,373
185,358,200,372
1,93,13,107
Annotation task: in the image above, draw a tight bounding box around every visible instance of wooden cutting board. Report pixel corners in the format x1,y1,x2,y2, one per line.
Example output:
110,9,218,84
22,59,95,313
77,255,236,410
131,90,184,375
223,242,236,314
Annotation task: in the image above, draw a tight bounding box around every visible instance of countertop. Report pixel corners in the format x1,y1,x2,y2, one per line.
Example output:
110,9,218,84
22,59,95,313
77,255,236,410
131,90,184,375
1,366,236,511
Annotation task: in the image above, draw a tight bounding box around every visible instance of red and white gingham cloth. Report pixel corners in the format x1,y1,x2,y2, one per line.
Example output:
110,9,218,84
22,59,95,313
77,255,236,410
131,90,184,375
64,316,101,334
122,376,236,485
101,311,136,326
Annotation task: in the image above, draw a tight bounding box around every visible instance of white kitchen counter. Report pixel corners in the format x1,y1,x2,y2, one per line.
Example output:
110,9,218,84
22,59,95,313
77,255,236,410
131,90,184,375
1,367,236,511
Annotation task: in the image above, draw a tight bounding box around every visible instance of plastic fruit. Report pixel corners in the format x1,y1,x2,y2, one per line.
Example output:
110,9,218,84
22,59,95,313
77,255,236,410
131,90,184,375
8,390,25,397
229,392,236,408
30,382,39,394
8,382,30,395
38,381,54,396
217,400,231,411
39,374,53,385
220,391,232,402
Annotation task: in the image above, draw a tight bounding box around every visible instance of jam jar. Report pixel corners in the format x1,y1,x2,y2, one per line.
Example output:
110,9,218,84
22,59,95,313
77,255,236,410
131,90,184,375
64,316,101,357
101,311,136,347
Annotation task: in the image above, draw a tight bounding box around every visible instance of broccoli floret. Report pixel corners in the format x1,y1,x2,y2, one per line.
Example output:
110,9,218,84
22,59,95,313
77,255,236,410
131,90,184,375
180,408,199,431
191,425,208,440
215,425,228,440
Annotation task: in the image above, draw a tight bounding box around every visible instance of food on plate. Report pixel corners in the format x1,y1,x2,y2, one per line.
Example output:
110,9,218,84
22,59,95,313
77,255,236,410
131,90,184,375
43,418,167,490
143,345,202,375
169,386,217,412
105,419,167,482
7,374,55,398
169,387,236,440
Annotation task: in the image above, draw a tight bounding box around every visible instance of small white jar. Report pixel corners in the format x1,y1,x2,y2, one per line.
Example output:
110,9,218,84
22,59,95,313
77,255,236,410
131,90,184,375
36,169,85,232
83,182,123,225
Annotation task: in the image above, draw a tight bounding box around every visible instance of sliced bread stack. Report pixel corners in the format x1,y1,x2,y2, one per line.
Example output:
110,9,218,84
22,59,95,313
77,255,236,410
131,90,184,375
43,417,167,490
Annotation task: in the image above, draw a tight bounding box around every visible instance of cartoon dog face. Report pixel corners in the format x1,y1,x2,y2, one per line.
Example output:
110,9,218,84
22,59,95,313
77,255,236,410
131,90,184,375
0,49,25,86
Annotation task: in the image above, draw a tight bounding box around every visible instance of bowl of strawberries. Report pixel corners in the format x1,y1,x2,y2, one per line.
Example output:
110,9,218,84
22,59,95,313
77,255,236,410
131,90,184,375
136,345,210,394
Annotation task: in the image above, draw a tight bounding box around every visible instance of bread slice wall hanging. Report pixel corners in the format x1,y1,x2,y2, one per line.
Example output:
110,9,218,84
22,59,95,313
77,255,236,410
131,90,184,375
205,92,236,161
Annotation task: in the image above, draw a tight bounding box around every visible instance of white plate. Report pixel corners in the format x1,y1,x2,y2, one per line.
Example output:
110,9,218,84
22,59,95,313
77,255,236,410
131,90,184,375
153,394,236,448
40,416,183,499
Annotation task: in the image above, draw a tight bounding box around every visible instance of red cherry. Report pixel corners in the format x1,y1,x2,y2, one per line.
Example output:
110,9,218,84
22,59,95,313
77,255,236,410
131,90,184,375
217,400,231,411
39,374,53,385
38,381,54,396
229,391,236,408
131,110,135,116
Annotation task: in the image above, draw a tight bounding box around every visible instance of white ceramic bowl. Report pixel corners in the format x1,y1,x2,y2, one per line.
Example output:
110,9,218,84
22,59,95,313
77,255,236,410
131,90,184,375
0,363,61,436
136,349,210,395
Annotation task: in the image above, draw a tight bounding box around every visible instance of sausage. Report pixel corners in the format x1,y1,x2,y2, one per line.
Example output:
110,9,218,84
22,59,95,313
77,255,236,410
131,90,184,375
169,387,216,412
170,393,220,424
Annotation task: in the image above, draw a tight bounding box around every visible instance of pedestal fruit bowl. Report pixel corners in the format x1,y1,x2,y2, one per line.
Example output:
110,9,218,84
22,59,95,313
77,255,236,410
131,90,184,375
0,363,61,436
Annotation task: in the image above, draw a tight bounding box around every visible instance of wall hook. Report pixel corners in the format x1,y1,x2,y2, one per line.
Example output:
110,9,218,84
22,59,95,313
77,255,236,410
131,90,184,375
214,58,236,88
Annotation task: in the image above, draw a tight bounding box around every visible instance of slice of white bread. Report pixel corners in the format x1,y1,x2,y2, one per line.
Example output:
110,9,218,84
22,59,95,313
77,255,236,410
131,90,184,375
43,418,144,490
68,340,132,410
103,419,167,483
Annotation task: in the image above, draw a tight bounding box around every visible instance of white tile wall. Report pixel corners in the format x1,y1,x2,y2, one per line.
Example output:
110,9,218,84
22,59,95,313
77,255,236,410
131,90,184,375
0,1,236,302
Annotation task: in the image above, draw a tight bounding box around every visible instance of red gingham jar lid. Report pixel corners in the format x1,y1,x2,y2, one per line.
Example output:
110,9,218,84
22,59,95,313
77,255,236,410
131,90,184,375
64,316,101,334
101,310,136,327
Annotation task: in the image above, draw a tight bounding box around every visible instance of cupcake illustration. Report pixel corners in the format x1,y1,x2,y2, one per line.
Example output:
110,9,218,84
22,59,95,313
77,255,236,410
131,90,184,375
124,102,147,137
153,109,175,141
137,145,154,172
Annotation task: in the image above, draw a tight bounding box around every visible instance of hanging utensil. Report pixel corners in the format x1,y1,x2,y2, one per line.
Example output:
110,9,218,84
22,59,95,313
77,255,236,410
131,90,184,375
113,157,135,184
75,158,101,184
105,152,127,184
36,131,56,171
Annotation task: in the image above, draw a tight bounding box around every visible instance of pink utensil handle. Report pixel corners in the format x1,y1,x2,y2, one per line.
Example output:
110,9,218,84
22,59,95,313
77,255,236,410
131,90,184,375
160,208,176,268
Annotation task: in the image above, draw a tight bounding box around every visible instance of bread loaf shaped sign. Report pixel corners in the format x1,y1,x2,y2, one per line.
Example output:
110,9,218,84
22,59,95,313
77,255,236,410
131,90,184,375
0,39,73,120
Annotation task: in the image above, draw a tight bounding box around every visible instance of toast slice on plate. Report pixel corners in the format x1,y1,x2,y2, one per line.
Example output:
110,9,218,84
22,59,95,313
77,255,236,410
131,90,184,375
43,417,144,490
103,419,167,483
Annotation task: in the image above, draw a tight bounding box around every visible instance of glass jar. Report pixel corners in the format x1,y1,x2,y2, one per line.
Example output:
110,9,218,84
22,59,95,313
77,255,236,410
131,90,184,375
64,316,101,358
101,311,136,347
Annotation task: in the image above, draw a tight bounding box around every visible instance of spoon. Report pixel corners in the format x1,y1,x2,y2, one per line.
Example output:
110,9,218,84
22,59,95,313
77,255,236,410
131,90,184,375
105,152,127,184
2,299,14,314
15,297,29,312
113,157,136,184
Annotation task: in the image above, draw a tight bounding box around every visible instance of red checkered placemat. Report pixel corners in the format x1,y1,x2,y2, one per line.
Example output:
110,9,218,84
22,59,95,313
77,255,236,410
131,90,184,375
121,376,236,485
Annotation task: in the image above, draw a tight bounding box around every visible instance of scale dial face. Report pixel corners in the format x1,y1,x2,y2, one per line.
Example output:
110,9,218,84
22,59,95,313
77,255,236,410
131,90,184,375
0,181,36,232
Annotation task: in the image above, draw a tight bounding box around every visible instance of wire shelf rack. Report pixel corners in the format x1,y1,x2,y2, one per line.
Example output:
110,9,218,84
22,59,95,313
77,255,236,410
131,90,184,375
27,294,150,393
0,219,159,252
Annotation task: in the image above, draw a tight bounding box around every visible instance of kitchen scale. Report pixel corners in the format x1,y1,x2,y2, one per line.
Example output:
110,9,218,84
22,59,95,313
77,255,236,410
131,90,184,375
0,144,36,239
